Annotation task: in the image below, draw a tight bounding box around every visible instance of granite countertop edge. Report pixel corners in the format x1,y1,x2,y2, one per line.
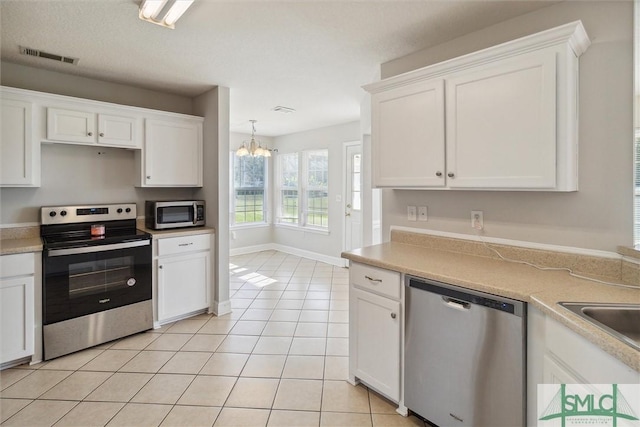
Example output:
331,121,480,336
0,237,43,255
342,242,640,373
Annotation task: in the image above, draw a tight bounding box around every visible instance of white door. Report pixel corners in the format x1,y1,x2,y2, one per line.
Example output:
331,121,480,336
344,143,363,252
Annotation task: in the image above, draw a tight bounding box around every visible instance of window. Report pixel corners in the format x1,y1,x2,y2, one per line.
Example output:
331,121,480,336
278,153,299,225
230,153,267,226
635,133,640,245
277,150,329,230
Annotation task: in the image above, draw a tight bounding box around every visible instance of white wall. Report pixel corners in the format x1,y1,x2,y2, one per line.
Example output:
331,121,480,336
271,121,361,262
377,1,634,252
194,87,231,315
0,62,197,225
229,132,275,252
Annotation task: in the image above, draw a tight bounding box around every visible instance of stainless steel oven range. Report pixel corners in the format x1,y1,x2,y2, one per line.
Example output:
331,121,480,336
40,203,153,360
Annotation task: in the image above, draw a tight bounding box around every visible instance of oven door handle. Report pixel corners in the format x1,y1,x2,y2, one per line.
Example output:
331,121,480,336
46,239,150,257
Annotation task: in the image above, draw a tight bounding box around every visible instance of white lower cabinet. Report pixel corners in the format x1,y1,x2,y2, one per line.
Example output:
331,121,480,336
527,306,640,427
349,262,402,404
155,233,211,324
0,253,35,364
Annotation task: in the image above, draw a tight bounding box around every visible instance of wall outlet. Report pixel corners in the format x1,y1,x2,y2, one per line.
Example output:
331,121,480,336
418,206,428,221
471,210,484,230
407,206,417,221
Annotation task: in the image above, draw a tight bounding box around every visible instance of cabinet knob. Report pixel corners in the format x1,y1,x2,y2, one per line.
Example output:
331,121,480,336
146,176,151,179
87,132,93,136
448,172,455,178
159,265,163,269
436,171,443,177
390,312,397,319
99,132,104,137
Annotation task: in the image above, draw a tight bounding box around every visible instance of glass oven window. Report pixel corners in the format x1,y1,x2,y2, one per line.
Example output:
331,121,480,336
68,256,135,298
158,206,193,223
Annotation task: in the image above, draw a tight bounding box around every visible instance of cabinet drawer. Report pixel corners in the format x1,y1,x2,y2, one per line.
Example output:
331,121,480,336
0,253,35,278
351,262,400,299
157,233,210,256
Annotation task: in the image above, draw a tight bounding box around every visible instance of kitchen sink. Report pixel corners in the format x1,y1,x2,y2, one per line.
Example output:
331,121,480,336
559,302,640,351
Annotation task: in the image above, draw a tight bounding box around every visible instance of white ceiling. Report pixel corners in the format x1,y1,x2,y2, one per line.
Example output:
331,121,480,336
0,0,554,136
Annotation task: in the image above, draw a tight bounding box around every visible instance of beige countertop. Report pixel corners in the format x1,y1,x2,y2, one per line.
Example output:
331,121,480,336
137,226,215,239
0,225,215,255
0,237,43,255
342,241,640,372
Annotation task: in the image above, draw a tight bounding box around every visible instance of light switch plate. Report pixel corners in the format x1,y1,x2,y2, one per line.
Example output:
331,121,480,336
407,206,417,221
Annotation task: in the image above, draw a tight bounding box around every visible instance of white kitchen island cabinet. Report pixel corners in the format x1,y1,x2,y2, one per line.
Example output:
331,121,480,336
155,232,212,324
0,253,35,365
138,118,203,187
349,262,405,411
365,21,590,191
1,95,40,187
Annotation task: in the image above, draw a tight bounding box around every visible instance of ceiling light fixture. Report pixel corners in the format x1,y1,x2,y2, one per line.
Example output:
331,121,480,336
139,0,194,29
236,120,276,158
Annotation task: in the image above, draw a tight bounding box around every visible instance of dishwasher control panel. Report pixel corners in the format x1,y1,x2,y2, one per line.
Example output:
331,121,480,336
407,277,522,315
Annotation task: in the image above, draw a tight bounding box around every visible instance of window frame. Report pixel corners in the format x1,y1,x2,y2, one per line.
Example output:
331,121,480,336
275,149,330,233
229,152,269,229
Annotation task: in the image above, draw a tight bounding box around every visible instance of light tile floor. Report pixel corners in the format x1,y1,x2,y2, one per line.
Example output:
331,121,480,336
0,251,428,427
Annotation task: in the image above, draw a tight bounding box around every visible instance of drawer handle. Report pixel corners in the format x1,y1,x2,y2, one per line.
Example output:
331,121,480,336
364,275,382,283
178,242,194,247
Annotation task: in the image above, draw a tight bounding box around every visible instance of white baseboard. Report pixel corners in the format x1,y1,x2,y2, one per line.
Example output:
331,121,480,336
230,243,348,267
212,299,232,316
230,244,275,257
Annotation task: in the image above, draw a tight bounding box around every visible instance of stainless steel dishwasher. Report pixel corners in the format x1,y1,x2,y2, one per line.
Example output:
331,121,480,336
404,276,526,427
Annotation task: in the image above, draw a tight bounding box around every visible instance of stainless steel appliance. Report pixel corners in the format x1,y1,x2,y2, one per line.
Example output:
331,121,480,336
145,200,205,230
404,276,526,427
41,203,152,360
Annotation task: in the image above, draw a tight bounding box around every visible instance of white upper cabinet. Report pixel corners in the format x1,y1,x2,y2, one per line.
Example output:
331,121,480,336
1,95,40,187
47,108,138,148
139,118,203,187
445,49,557,189
364,21,590,191
373,79,445,187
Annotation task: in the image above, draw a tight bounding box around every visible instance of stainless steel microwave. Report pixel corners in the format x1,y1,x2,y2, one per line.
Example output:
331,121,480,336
145,200,205,230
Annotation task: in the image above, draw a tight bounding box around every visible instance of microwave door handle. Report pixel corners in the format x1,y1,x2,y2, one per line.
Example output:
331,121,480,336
193,202,198,225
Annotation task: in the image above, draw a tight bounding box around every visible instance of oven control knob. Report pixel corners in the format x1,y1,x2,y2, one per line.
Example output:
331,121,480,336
125,208,131,213
60,210,67,216
49,211,57,217
127,278,136,287
117,208,123,213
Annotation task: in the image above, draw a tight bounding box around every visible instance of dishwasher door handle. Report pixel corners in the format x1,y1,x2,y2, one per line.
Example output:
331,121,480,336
442,296,470,310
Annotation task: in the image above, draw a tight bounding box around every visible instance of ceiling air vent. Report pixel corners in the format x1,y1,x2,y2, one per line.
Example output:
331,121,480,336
272,106,296,114
19,46,79,65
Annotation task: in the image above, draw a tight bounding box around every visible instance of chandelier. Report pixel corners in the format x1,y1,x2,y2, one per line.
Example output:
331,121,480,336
236,120,274,157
